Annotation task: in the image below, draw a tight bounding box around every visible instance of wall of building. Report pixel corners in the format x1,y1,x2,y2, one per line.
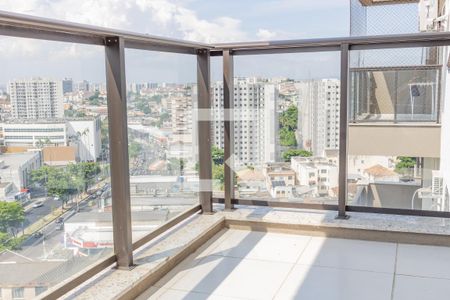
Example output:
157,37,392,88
67,118,101,162
348,124,441,157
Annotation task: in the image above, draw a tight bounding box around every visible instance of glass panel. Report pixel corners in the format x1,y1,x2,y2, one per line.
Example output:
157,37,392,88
351,67,440,122
211,57,225,198
0,37,112,298
348,47,445,212
214,52,340,205
124,50,199,242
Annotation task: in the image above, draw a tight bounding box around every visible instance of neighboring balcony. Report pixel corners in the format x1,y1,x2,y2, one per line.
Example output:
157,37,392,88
348,65,442,158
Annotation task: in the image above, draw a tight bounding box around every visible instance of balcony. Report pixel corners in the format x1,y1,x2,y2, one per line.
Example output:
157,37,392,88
0,7,449,300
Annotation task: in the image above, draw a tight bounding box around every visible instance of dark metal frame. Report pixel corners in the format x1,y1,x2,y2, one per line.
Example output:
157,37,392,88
223,50,235,210
1,9,449,298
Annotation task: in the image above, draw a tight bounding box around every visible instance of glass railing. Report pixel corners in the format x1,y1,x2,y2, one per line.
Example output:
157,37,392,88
124,49,199,242
0,36,113,299
0,9,449,299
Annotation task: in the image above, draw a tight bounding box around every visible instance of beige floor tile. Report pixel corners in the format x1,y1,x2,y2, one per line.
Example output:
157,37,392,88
172,255,293,299
210,229,311,263
392,275,450,300
274,265,393,300
397,244,450,279
297,237,396,273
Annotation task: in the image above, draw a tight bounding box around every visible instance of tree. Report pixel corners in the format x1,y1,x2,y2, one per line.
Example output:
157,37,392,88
168,158,185,175
395,157,416,173
212,146,225,165
150,95,162,103
0,232,25,251
156,112,170,127
128,142,143,159
135,99,151,114
100,119,109,152
279,105,298,146
64,110,86,118
212,164,225,190
88,91,101,105
279,105,298,130
282,149,313,162
67,162,101,192
280,127,297,146
31,163,101,201
0,202,25,236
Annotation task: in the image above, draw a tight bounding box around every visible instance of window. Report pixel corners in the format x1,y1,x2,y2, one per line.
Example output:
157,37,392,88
12,288,24,300
35,286,47,296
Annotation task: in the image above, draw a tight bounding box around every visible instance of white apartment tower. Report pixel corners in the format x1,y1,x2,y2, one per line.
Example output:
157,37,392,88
298,79,340,156
8,78,64,119
212,78,278,168
167,92,197,163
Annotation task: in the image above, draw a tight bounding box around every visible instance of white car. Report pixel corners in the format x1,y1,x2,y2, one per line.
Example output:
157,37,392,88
33,201,44,208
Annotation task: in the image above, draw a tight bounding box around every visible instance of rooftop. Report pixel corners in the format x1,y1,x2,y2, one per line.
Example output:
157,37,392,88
0,151,39,168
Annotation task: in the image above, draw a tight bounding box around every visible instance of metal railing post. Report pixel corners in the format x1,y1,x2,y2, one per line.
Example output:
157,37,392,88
105,36,133,268
223,50,235,210
197,49,213,213
338,43,350,219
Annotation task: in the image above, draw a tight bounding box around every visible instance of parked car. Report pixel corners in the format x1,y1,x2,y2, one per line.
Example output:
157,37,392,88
55,217,64,224
33,231,43,238
33,201,44,208
87,187,99,195
56,222,64,231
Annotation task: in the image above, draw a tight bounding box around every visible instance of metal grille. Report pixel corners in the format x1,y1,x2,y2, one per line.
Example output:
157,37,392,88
350,0,441,67
350,0,420,36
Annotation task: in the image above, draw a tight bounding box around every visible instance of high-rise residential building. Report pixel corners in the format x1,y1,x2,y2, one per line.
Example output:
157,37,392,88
89,82,106,93
75,80,90,92
8,78,64,119
167,92,197,162
62,78,73,94
129,82,145,94
298,79,340,156
212,78,278,168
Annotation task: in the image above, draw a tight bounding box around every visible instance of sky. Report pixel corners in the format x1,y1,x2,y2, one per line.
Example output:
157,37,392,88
0,0,350,84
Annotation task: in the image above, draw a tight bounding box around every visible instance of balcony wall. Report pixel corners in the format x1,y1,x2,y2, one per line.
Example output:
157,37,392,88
348,123,441,157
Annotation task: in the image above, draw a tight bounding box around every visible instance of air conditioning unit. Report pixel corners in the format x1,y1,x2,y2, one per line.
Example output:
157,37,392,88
431,170,443,197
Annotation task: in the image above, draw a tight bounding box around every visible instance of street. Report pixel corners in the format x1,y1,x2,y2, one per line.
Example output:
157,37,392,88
19,196,93,260
23,197,61,229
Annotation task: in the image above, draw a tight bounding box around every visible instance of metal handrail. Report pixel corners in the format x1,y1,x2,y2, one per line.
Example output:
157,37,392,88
3,10,450,54
0,10,211,52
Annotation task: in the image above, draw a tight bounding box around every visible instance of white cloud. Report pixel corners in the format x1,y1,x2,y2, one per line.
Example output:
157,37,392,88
135,0,247,42
0,0,248,60
256,29,277,40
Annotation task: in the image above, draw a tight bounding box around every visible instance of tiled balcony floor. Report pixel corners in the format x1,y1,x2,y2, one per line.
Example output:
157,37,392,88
138,228,450,300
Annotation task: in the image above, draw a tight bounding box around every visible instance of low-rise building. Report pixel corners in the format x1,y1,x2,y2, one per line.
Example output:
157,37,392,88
263,162,296,198
291,156,339,197
0,151,42,197
0,117,101,162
